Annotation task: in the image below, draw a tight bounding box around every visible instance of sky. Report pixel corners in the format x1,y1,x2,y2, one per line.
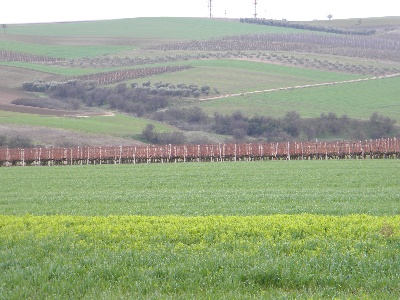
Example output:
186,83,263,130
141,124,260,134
1,0,398,24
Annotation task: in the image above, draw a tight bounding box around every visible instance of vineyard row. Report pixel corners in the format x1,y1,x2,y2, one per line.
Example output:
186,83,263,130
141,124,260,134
0,51,64,63
151,36,400,61
73,65,192,85
0,138,399,167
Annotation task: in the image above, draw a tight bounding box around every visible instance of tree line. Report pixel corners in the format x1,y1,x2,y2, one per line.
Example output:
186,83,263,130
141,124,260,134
16,79,399,145
0,135,35,148
19,80,213,116
145,108,398,144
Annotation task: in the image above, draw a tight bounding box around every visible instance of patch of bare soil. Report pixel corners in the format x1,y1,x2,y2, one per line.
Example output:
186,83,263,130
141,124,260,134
0,87,31,105
0,65,63,114
0,103,79,116
0,65,58,89
0,100,114,116
0,124,143,147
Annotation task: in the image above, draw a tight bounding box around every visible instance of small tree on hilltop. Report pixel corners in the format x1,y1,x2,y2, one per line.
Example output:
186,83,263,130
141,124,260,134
327,14,333,21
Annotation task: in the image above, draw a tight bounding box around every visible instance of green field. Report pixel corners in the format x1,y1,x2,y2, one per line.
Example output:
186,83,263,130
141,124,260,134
1,160,399,216
0,61,114,76
1,16,400,145
4,18,311,40
198,75,400,119
0,40,131,58
0,112,174,137
138,59,366,95
1,214,399,299
1,16,400,299
1,160,400,298
0,17,400,300
304,16,400,28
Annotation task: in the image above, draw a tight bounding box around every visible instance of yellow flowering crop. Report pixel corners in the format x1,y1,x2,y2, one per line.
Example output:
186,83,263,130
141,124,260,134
2,214,400,299
1,214,398,251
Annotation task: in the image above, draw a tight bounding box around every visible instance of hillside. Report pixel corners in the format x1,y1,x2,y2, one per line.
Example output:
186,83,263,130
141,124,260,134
0,17,399,147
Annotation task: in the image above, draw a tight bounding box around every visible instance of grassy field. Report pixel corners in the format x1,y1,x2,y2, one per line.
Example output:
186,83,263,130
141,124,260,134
0,60,180,77
0,61,113,76
1,16,399,145
304,16,400,28
137,59,366,95
0,112,174,137
1,214,399,299
1,160,399,216
1,59,366,90
1,16,399,299
4,18,311,40
197,75,400,119
0,40,131,58
1,160,400,298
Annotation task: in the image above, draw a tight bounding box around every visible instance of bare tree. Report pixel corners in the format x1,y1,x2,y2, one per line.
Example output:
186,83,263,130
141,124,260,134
327,14,333,21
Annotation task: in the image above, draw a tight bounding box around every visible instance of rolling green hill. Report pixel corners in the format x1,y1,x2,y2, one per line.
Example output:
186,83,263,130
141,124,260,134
0,16,399,146
4,17,315,39
196,75,400,120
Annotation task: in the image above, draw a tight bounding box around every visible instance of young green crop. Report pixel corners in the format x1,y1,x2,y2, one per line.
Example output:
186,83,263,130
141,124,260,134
137,59,365,96
197,75,400,119
1,160,399,216
2,160,399,298
0,113,174,137
0,40,130,58
6,18,313,40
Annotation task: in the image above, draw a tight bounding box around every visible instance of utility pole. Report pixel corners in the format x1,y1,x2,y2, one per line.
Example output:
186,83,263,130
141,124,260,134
253,0,258,19
208,0,213,18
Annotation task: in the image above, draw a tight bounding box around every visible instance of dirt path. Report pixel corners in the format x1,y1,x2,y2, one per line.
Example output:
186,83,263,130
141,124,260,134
199,73,400,101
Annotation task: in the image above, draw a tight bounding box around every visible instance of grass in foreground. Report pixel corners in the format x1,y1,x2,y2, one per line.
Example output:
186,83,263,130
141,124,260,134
2,160,399,299
1,160,399,216
1,214,399,299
